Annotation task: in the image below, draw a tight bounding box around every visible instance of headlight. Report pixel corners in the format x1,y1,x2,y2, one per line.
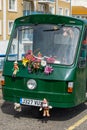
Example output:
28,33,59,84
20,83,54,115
27,79,37,90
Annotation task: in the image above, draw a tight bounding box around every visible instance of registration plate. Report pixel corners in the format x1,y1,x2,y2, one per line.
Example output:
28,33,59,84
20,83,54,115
20,98,42,107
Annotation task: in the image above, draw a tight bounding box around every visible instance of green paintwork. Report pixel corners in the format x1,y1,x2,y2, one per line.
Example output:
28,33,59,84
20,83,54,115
2,14,87,108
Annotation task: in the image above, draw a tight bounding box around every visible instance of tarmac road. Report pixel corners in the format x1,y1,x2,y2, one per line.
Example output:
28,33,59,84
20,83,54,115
0,88,87,130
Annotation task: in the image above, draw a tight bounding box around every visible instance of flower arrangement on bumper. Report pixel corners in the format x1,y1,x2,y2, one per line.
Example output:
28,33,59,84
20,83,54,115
22,50,54,74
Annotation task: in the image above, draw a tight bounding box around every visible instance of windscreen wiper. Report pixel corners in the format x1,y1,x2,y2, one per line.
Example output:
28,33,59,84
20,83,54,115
43,24,65,31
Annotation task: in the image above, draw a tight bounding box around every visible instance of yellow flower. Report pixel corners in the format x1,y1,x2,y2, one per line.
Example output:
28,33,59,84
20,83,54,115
22,58,29,66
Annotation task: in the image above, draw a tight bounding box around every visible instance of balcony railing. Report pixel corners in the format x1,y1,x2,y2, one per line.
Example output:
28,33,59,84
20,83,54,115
23,10,46,16
38,0,55,3
0,55,5,71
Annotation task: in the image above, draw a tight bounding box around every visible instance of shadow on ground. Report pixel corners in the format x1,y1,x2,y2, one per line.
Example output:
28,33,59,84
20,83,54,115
1,101,87,122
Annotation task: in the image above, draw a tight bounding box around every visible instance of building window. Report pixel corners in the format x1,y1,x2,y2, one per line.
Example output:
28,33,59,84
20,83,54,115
0,20,2,35
65,8,69,16
60,0,70,2
49,6,55,14
8,0,17,11
8,21,14,34
23,1,32,15
0,0,2,10
38,4,45,12
77,16,81,18
65,0,70,2
59,7,63,15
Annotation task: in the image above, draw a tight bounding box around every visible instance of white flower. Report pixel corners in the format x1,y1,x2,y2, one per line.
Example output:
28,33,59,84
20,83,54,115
41,60,47,67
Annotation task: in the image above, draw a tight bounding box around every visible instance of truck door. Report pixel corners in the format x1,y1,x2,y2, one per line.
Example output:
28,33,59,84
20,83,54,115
79,28,87,98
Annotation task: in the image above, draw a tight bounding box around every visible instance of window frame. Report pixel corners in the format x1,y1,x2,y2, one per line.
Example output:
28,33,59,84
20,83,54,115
38,3,45,12
58,7,63,15
8,0,17,12
8,20,14,35
0,0,2,10
0,20,2,35
60,0,70,2
65,8,69,16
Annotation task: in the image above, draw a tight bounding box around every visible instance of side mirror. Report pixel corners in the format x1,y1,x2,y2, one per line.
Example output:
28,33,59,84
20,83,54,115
78,49,86,68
